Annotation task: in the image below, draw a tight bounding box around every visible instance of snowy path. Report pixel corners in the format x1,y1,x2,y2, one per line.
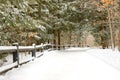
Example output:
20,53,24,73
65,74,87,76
0,48,120,80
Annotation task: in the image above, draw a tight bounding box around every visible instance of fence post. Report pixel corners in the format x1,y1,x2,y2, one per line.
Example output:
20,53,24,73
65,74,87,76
32,44,36,58
12,43,19,66
48,44,52,50
41,43,44,52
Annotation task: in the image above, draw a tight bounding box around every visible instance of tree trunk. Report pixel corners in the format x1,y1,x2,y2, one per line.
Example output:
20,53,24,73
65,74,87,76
57,30,61,50
69,30,72,46
101,26,108,49
118,29,120,51
101,36,106,49
53,30,57,49
107,7,114,50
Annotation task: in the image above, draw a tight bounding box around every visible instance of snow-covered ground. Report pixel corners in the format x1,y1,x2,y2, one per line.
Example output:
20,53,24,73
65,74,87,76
0,47,120,80
87,48,120,71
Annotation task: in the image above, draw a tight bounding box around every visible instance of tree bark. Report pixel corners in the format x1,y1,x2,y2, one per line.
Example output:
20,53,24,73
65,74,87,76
69,30,72,46
53,30,57,49
118,29,120,51
107,7,114,50
57,30,61,50
101,26,108,49
101,36,106,49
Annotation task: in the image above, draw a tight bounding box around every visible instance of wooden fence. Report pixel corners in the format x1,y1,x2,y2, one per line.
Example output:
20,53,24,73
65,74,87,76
0,43,52,74
0,43,80,74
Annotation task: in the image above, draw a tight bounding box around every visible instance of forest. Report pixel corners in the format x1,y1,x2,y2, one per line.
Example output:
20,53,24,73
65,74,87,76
0,0,120,50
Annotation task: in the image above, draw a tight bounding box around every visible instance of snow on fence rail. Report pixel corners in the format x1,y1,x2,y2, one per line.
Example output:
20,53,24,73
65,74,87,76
0,43,52,74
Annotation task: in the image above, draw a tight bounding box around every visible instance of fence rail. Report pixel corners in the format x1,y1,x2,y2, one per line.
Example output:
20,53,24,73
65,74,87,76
0,43,52,74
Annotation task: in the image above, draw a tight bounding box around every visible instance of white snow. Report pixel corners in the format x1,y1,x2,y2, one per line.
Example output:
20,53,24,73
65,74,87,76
0,62,17,73
0,46,16,51
0,48,120,80
86,48,120,70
